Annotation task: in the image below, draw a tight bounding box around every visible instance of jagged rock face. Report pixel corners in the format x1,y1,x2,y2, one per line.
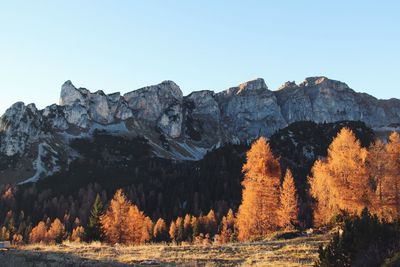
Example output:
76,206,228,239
216,78,286,140
42,104,69,131
59,80,87,106
0,103,44,156
275,77,400,126
1,76,400,183
124,81,183,138
60,81,113,126
184,90,221,144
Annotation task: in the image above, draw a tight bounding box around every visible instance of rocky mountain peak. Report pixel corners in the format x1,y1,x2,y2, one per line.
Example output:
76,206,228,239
59,80,85,106
1,76,400,184
237,78,267,94
299,76,350,91
158,80,183,100
219,78,268,97
278,81,297,90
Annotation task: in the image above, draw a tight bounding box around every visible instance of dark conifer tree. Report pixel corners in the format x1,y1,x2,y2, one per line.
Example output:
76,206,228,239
85,194,103,241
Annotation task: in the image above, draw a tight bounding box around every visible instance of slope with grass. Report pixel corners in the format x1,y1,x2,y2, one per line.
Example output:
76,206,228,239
1,234,328,267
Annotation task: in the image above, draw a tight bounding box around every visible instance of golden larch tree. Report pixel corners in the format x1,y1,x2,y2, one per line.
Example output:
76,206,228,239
309,160,334,226
191,216,200,238
384,132,400,220
124,205,152,245
0,226,10,241
70,226,85,242
29,221,47,243
12,233,23,245
183,214,192,241
174,217,184,243
169,220,177,242
153,218,168,242
101,189,151,245
219,209,235,244
236,137,281,241
205,210,218,237
100,189,131,244
278,170,299,228
46,218,66,244
310,128,373,225
366,139,388,218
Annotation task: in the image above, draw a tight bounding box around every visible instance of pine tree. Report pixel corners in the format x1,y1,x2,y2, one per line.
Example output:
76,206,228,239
236,137,281,241
86,194,103,241
278,170,299,228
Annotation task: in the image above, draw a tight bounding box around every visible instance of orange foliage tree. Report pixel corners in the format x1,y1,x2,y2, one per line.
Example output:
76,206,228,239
70,226,85,242
183,214,192,241
309,128,373,225
0,226,10,241
124,205,152,245
191,216,199,238
101,189,130,244
101,189,152,245
29,221,47,243
46,218,66,244
205,210,218,237
278,170,299,228
236,137,281,241
384,132,400,221
153,218,168,242
169,220,177,242
366,139,388,218
218,209,235,244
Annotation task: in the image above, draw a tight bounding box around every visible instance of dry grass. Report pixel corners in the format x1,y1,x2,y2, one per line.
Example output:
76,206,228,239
0,234,329,267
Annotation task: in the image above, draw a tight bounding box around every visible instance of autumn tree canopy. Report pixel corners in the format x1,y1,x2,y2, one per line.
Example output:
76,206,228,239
46,218,66,244
124,205,152,245
153,218,168,242
278,170,299,228
101,189,152,245
218,209,235,244
29,221,47,243
236,137,281,241
310,128,375,225
384,132,400,221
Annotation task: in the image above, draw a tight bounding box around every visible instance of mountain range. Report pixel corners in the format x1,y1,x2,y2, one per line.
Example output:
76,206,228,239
0,76,399,184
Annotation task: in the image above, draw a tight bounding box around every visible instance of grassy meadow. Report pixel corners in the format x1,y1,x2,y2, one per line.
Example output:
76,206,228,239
0,234,328,267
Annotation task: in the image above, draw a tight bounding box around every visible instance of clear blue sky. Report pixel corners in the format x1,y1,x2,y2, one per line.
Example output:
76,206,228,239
1,1,399,115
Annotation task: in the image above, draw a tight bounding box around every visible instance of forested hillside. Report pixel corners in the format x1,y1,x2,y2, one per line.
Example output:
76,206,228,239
0,121,375,242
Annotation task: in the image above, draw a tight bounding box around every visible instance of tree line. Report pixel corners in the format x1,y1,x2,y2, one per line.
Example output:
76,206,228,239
0,127,399,244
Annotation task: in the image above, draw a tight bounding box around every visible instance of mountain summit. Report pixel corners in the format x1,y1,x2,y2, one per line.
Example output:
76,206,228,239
1,77,399,183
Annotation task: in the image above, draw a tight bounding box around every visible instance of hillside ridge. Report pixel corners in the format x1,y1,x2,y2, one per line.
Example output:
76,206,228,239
0,76,399,183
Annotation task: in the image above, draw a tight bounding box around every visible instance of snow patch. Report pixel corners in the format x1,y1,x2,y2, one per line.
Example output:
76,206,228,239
173,142,209,160
19,143,61,184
